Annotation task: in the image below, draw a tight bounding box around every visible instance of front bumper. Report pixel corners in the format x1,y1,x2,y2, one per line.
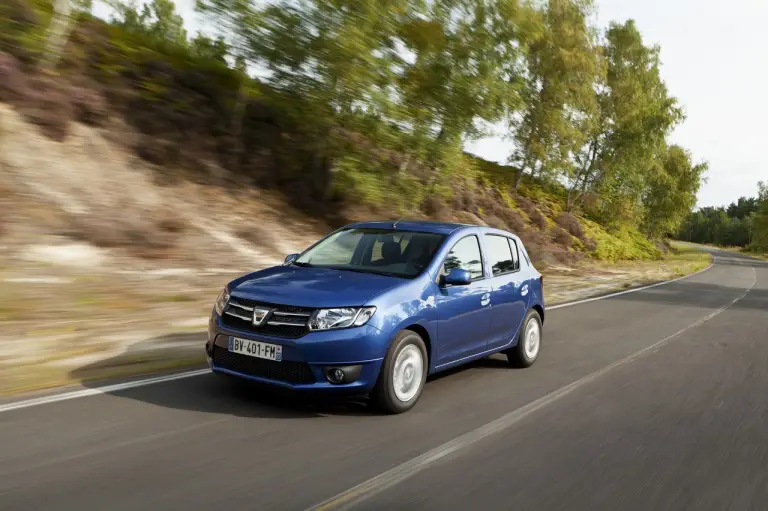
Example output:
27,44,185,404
206,312,387,392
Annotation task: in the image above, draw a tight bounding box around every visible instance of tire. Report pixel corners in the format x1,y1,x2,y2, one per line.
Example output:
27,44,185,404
372,330,428,414
506,309,543,368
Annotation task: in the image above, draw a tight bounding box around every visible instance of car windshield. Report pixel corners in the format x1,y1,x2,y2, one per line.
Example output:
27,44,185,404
294,228,446,278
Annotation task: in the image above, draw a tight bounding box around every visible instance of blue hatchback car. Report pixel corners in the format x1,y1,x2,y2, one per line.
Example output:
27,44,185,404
206,221,545,413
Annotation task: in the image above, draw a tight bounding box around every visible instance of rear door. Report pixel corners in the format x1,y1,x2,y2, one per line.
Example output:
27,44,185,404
433,234,493,365
484,235,528,350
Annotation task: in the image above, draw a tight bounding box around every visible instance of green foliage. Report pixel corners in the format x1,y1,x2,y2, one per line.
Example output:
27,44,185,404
108,0,188,47
582,219,661,261
570,20,686,225
189,32,228,62
675,181,766,249
751,181,768,250
511,0,599,187
642,145,707,238
2,0,707,264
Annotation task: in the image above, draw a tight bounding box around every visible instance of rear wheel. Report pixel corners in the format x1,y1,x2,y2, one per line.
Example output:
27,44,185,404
372,330,428,414
506,309,542,368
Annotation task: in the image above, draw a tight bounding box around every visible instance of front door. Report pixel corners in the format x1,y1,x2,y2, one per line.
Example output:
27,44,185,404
434,234,493,365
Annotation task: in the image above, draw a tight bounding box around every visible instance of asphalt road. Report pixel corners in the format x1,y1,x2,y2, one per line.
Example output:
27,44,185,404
1,248,766,511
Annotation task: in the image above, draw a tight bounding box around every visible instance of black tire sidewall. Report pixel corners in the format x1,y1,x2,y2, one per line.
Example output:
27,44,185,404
375,330,428,414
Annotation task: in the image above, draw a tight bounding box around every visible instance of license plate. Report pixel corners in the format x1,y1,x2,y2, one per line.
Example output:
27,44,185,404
228,337,282,362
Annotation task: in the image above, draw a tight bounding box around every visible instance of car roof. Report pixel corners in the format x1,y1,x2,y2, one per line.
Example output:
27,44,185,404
345,220,519,238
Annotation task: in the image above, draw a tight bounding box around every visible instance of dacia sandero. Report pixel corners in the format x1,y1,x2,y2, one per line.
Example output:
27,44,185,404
206,221,545,414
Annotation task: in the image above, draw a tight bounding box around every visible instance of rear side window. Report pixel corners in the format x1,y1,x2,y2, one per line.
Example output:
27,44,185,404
485,235,518,276
442,236,484,281
517,240,530,266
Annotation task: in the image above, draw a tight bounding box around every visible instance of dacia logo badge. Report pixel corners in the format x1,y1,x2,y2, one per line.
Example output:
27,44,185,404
252,307,271,327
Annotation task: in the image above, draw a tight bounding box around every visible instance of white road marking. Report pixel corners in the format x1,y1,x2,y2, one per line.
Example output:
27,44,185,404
0,370,210,414
306,265,757,511
0,252,725,414
548,258,715,311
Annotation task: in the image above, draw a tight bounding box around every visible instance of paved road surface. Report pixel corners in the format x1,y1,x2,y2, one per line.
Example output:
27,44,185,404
1,248,766,511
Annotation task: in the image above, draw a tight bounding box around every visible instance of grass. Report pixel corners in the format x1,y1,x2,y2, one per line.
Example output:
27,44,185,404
0,353,206,397
581,219,661,262
666,241,713,274
743,248,768,260
673,241,768,261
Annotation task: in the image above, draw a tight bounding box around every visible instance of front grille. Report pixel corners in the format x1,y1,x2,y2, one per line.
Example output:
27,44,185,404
212,346,316,384
221,297,314,339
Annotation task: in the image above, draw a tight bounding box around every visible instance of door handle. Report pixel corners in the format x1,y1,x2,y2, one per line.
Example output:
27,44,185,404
480,293,491,306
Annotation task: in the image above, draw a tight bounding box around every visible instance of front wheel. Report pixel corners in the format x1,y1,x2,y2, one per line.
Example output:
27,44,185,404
506,309,543,368
372,330,428,414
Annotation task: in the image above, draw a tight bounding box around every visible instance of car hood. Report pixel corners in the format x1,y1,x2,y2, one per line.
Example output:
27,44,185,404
229,265,403,308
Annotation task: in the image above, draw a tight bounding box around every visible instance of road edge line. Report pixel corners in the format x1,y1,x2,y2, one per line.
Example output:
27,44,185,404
548,258,715,311
0,370,210,414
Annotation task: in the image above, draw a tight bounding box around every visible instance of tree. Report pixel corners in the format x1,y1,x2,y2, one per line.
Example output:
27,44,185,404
642,145,707,238
752,181,768,249
73,0,93,13
675,182,767,248
569,20,684,221
727,196,759,220
41,0,73,71
510,0,600,191
109,0,188,46
399,0,537,169
189,32,229,62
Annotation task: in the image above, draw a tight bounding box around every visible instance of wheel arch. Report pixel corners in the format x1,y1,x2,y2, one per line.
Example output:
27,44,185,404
531,303,545,324
402,323,432,367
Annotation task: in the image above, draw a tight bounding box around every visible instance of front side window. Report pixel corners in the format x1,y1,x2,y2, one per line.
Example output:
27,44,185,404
485,235,519,276
442,235,484,281
295,228,445,278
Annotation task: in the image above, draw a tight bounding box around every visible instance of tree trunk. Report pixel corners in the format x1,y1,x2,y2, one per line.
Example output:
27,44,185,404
41,0,73,72
398,154,411,176
514,154,531,190
566,184,576,212
513,167,524,189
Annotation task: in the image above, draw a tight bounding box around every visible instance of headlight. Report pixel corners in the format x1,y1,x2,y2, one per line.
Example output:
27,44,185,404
309,307,376,331
214,288,230,316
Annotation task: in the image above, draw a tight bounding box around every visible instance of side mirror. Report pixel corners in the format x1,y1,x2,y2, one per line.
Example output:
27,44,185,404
284,253,299,265
443,268,472,286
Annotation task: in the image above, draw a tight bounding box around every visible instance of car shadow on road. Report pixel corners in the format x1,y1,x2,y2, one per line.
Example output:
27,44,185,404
426,354,511,385
68,333,374,419
68,333,514,419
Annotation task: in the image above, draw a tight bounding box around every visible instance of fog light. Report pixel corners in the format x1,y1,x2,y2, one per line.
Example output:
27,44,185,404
324,365,363,384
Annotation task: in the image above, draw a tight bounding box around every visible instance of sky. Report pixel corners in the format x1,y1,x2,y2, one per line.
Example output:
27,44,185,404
94,0,767,209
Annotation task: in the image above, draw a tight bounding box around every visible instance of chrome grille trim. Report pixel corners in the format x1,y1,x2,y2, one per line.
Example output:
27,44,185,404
220,298,315,338
229,301,254,312
267,320,304,326
224,310,251,321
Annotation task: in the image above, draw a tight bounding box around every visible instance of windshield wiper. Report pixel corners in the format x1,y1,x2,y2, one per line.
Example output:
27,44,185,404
293,261,313,267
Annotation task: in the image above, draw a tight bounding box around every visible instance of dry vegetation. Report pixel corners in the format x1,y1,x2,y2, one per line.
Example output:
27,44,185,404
0,0,665,267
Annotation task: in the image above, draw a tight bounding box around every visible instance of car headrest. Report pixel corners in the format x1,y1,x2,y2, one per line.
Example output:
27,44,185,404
381,241,401,262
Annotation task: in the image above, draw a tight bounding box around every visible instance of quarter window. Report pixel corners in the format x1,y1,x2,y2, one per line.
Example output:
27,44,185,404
485,235,518,276
509,238,521,270
442,236,484,281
